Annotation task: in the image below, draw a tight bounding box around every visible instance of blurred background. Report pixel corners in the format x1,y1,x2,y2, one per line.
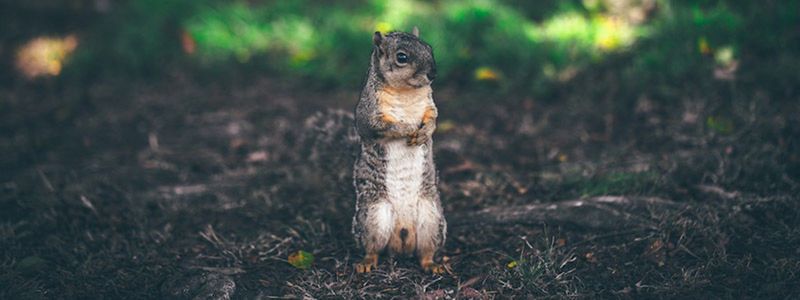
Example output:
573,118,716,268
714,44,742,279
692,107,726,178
3,0,798,90
1,0,799,298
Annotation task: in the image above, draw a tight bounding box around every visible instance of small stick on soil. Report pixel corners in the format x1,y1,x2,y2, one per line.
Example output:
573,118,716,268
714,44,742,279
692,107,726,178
451,196,682,230
37,168,54,192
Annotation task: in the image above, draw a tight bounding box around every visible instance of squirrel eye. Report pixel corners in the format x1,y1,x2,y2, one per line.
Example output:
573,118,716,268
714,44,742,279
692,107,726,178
396,52,408,64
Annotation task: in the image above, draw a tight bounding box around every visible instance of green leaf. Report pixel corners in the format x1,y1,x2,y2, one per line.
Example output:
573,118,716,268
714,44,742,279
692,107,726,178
288,250,314,269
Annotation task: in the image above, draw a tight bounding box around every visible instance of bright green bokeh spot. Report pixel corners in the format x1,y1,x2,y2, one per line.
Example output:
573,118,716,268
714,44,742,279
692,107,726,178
715,46,735,65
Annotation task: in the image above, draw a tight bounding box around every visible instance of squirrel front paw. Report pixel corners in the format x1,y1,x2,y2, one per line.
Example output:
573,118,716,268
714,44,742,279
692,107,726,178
407,131,429,146
407,119,435,146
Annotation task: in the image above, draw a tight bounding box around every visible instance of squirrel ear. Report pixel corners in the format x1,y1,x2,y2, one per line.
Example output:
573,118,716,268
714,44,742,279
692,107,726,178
412,26,419,37
373,31,383,46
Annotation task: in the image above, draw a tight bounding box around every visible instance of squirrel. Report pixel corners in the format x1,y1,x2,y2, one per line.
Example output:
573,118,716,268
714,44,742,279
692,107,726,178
351,27,446,274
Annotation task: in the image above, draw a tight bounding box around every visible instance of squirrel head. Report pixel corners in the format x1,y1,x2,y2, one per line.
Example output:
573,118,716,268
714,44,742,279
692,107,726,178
371,27,436,89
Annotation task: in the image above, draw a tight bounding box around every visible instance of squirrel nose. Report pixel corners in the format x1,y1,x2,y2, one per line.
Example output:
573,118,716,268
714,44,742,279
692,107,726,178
426,71,436,81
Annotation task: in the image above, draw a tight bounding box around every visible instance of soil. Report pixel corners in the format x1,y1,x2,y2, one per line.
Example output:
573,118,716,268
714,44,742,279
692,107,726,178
1,71,799,299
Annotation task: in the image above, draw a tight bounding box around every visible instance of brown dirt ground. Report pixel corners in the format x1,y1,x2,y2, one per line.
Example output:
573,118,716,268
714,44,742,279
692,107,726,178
1,72,799,298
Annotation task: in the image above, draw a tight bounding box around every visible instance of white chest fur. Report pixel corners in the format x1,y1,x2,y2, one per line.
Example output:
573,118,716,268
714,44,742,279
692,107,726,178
377,85,434,221
384,140,426,213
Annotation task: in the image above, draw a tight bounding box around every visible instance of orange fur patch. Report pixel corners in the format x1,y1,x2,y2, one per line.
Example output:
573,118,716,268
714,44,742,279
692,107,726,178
380,113,397,124
421,106,436,125
377,86,432,126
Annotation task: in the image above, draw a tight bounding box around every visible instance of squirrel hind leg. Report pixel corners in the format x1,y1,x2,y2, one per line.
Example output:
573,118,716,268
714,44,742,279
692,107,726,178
356,201,393,252
355,252,378,273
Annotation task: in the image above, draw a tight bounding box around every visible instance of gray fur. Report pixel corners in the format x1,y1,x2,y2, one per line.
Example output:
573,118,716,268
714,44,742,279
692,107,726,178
351,30,445,265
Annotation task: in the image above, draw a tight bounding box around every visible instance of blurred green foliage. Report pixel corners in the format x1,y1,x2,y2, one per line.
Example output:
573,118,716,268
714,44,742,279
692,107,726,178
10,0,800,94
171,0,650,89
574,171,662,197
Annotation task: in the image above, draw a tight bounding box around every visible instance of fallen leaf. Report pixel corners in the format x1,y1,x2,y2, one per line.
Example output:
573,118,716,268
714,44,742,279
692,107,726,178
506,260,518,269
288,250,314,269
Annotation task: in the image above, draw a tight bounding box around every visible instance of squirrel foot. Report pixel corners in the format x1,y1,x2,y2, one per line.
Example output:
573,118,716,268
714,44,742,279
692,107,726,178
355,253,378,273
423,262,446,274
420,252,448,274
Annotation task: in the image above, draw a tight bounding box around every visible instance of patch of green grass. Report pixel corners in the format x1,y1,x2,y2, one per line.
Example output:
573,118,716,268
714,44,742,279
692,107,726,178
562,171,662,197
493,235,581,296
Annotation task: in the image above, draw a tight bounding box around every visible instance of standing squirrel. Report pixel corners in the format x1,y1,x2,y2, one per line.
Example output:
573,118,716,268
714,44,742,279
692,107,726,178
351,27,446,274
